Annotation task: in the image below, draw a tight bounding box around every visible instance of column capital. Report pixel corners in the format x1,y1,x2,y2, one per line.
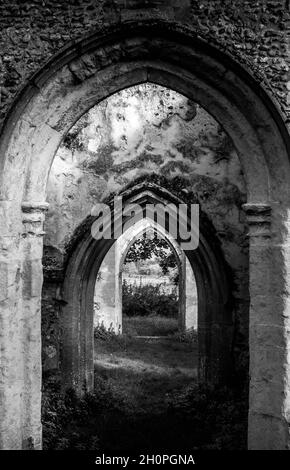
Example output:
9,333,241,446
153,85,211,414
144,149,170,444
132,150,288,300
242,203,271,238
21,202,49,213
21,201,49,237
242,203,271,219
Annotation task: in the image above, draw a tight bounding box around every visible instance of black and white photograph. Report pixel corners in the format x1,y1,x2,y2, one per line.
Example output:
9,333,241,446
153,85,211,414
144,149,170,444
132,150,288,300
0,0,289,463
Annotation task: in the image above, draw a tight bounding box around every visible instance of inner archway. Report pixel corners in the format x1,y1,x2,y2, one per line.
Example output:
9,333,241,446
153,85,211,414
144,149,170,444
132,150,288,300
93,218,198,336
92,223,201,454
121,231,182,337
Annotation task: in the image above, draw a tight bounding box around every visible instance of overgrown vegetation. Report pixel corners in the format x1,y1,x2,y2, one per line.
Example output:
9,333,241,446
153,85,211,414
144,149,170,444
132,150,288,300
94,323,118,341
171,326,198,343
42,378,247,451
122,281,178,319
123,314,178,336
125,232,179,284
43,332,247,451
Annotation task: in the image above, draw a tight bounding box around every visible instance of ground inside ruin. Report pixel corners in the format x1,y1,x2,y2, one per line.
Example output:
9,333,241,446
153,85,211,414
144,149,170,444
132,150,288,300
93,333,198,453
42,324,247,451
94,333,198,411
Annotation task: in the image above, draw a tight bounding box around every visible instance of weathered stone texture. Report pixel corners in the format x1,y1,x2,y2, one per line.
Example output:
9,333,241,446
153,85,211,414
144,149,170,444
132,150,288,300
0,1,289,129
1,0,290,451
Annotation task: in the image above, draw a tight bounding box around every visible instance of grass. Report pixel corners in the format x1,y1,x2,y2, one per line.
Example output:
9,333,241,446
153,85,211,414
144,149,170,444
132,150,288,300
122,314,178,336
42,331,247,451
94,334,198,412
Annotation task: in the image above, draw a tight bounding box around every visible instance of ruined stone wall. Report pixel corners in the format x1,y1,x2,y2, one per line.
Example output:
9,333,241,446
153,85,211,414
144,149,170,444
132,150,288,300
42,84,249,379
0,0,290,450
0,0,289,130
1,1,287,378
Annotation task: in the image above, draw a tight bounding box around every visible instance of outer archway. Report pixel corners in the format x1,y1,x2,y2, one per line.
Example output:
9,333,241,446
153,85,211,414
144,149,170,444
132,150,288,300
0,22,289,449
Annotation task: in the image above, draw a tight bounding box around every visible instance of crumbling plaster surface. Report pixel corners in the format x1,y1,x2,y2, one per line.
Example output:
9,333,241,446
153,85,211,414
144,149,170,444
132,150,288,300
45,83,247,259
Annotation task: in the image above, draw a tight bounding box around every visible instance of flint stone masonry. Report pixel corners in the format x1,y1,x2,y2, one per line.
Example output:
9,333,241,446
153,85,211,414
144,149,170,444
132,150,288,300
0,1,290,128
0,0,290,451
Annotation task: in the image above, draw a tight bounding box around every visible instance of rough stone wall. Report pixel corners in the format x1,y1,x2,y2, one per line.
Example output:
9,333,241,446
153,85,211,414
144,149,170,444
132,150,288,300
41,282,60,373
0,1,289,129
42,84,249,379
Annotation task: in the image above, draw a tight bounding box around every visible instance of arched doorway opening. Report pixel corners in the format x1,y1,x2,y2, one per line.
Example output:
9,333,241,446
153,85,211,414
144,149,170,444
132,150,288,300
120,230,183,337
93,218,198,336
60,181,233,394
91,221,201,454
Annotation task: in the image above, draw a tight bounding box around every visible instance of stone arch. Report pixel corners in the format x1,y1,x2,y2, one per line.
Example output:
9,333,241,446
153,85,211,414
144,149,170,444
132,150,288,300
61,182,233,396
117,218,198,334
3,24,290,205
0,22,289,449
94,217,198,334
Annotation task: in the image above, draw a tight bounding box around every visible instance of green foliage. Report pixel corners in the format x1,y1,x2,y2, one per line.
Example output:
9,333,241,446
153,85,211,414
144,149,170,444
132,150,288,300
62,131,84,152
125,234,167,262
94,323,117,341
42,376,127,450
62,114,88,152
167,383,247,450
171,327,198,343
125,234,178,281
42,378,247,451
122,280,178,318
123,314,178,336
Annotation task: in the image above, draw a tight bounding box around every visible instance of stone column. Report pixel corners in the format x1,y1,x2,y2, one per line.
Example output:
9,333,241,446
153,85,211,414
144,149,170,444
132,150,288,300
178,251,186,331
94,244,118,332
178,253,198,332
243,203,289,449
185,257,198,331
0,201,23,449
20,202,48,450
